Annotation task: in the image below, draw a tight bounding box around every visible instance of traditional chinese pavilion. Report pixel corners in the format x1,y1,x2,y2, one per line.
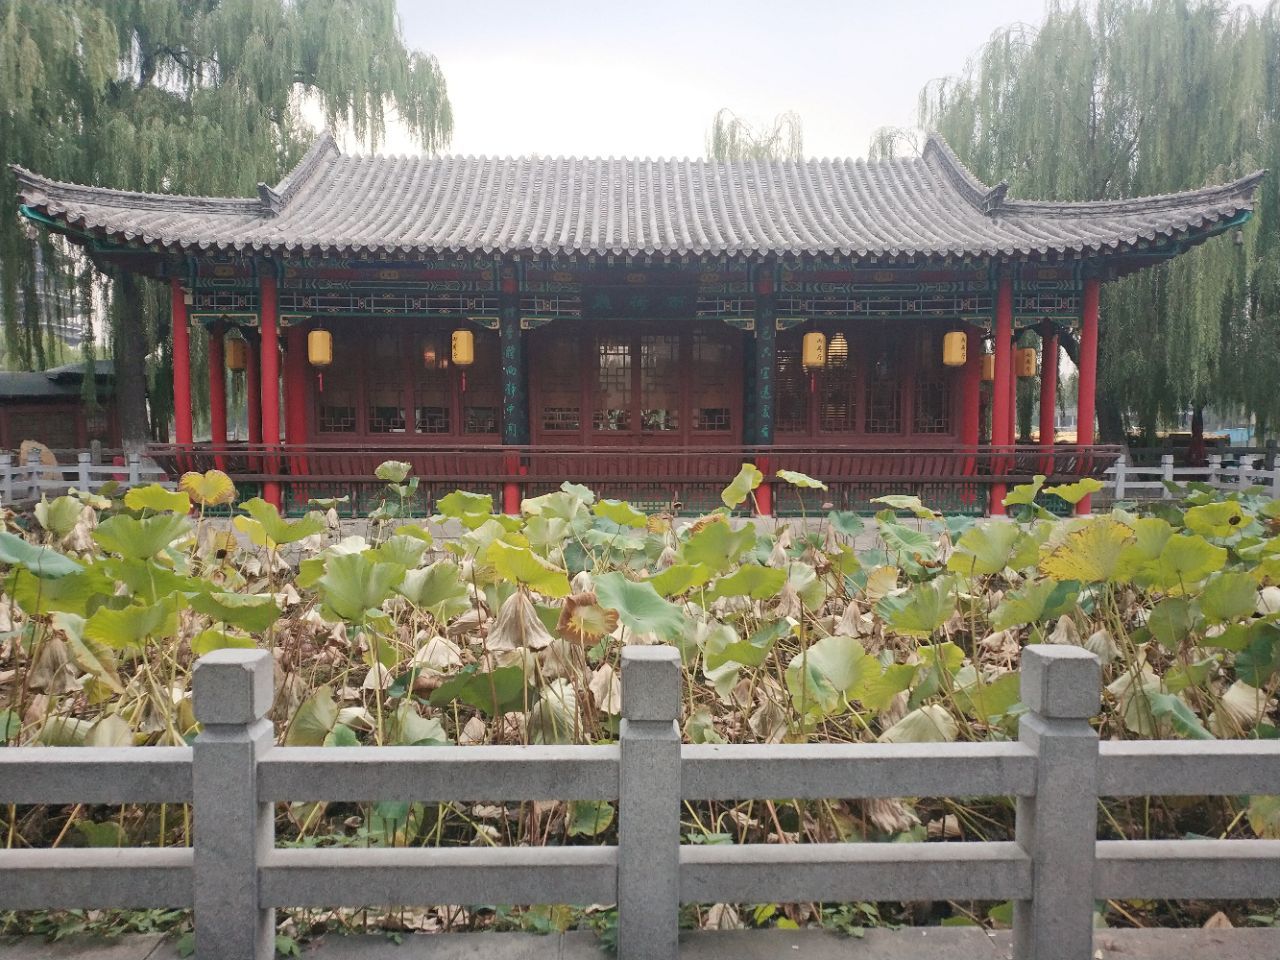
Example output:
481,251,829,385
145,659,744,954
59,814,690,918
13,133,1263,516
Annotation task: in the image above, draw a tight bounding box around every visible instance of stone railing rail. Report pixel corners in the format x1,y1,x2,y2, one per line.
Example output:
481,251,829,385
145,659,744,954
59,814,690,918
1106,452,1280,500
0,449,170,504
2,646,1279,960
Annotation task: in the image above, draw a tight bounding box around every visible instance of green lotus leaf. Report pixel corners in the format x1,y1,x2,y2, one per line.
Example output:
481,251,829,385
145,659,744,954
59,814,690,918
430,664,532,716
876,516,938,563
706,618,793,670
785,635,868,717
0,529,84,577
1042,477,1104,506
1147,691,1214,740
94,514,193,560
179,469,236,507
1147,596,1197,649
1200,571,1258,624
397,560,472,620
190,629,257,655
947,522,1023,576
853,661,918,713
189,592,283,633
124,483,191,515
680,519,756,573
285,686,339,746
990,579,1079,631
84,594,183,650
721,463,764,509
1184,500,1246,539
646,562,714,598
367,534,430,569
486,540,571,598
1146,533,1228,590
567,800,616,837
594,571,686,641
318,552,406,622
1003,475,1046,507
870,494,939,519
435,489,493,520
35,496,84,537
876,577,956,638
593,498,648,529
237,497,324,547
705,564,787,601
374,460,412,483
776,469,828,490
12,565,113,617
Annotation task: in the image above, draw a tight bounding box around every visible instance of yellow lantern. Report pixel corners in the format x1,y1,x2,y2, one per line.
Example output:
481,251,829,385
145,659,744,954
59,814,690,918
981,353,995,382
308,329,333,368
451,329,475,367
1016,347,1038,378
801,331,827,371
942,330,967,367
827,331,848,365
225,338,248,372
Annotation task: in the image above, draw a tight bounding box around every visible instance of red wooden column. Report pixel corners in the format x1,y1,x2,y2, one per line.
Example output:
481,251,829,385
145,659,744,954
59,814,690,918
259,273,282,509
990,277,1014,515
961,326,982,451
1039,324,1059,473
170,280,193,445
1076,277,1101,514
245,334,262,445
208,321,227,469
285,324,308,444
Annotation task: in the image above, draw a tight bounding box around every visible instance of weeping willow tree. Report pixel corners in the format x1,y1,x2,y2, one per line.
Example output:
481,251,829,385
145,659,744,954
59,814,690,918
707,108,805,161
0,0,452,443
873,0,1278,444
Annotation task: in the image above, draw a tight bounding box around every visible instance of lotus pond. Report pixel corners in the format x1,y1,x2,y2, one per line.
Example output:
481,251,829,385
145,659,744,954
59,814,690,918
2,462,1278,943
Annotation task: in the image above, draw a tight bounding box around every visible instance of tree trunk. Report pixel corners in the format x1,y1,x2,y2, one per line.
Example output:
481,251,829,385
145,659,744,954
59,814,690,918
1188,405,1206,466
112,273,151,449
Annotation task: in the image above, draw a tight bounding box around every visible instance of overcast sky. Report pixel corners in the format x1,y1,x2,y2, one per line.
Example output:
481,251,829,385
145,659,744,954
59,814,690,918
383,0,1267,161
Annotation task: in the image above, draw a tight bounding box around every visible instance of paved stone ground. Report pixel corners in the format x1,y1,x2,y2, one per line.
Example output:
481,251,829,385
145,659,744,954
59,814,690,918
5,927,1278,959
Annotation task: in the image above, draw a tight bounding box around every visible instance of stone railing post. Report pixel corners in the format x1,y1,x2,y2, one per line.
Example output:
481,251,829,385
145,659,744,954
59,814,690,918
1208,453,1222,487
0,453,11,506
76,451,91,490
618,645,682,960
26,448,41,501
1111,454,1127,501
193,649,275,960
127,451,141,488
1013,645,1101,960
1238,454,1255,491
1160,453,1174,498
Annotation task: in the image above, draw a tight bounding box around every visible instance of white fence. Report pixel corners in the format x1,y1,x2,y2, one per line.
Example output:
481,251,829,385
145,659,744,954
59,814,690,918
2,646,1278,960
0,450,169,504
1108,452,1280,500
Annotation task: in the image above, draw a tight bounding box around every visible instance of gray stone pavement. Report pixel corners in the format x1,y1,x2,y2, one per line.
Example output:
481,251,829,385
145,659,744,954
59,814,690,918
4,927,1279,959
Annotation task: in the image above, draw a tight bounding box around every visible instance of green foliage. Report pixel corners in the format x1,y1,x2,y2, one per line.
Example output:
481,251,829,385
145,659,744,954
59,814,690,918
875,0,1280,438
1,2,452,437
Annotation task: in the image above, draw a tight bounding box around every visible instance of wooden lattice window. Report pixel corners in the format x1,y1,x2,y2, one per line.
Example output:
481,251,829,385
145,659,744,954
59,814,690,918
366,333,407,434
864,342,902,434
912,331,953,434
538,331,582,433
415,333,452,434
462,329,501,435
819,334,857,433
775,333,808,434
690,329,732,432
594,337,631,431
640,334,680,432
318,331,359,433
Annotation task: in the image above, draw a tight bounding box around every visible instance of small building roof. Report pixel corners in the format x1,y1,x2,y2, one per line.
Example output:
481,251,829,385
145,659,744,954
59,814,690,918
0,360,113,399
12,133,1263,262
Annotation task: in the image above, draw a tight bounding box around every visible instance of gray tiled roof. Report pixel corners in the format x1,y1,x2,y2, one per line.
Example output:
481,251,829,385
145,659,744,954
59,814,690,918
12,133,1264,260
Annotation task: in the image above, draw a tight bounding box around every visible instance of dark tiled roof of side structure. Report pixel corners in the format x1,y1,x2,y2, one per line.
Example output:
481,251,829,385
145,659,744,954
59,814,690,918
12,132,1264,260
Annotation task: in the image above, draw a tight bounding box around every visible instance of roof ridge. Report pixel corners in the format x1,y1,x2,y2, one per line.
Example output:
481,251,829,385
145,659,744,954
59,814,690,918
1002,169,1267,217
257,130,341,215
10,165,261,214
921,133,1009,215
